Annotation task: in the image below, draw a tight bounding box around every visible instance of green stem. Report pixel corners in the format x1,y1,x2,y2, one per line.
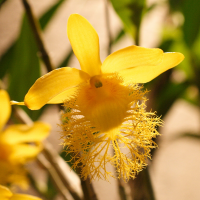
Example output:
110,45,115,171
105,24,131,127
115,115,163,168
134,26,140,46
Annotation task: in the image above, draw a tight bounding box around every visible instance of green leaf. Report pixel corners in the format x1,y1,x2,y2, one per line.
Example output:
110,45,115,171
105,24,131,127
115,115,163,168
156,81,189,116
182,0,200,47
168,0,185,11
0,44,16,79
39,0,65,30
0,0,66,80
159,28,195,80
7,14,44,120
8,14,40,102
1,0,66,120
111,29,125,45
0,0,6,6
109,0,145,39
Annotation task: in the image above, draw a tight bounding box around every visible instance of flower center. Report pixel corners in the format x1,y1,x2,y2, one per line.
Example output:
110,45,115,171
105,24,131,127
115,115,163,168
90,75,103,88
75,74,132,135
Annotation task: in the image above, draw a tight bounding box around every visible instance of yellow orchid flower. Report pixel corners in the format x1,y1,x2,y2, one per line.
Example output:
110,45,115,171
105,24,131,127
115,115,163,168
0,90,50,187
12,14,184,181
0,185,42,200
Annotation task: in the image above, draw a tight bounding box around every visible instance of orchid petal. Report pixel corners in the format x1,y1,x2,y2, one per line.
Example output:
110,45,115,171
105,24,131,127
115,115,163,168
1,122,50,145
10,194,42,200
101,45,163,73
10,144,42,163
24,67,89,110
118,52,184,84
0,90,11,131
67,14,102,76
0,185,12,200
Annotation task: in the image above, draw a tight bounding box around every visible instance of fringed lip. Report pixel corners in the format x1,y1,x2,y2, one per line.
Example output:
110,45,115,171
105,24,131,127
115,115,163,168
60,75,162,181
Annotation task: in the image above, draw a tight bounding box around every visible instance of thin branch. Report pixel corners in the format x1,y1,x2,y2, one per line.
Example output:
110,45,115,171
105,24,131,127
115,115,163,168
13,107,83,200
104,0,112,55
43,142,83,200
37,154,73,200
22,0,54,72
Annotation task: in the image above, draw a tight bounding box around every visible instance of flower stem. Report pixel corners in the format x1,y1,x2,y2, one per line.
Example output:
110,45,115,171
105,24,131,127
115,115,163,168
129,167,156,200
135,28,140,46
82,178,98,200
22,0,54,72
75,163,99,200
141,167,156,200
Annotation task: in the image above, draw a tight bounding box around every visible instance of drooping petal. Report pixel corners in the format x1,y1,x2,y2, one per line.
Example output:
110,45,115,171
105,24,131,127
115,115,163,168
10,144,42,163
1,122,50,145
67,14,102,76
10,194,42,200
0,90,11,131
101,45,164,73
23,67,90,110
118,52,184,84
0,185,12,200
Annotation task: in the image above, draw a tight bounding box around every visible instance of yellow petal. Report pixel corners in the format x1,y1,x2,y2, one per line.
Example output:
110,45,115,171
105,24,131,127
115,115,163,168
119,52,184,84
11,89,76,105
47,87,78,104
0,90,11,131
1,122,50,144
24,67,90,110
10,144,42,163
0,185,12,200
101,45,164,73
67,14,102,76
0,161,28,189
10,194,42,200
